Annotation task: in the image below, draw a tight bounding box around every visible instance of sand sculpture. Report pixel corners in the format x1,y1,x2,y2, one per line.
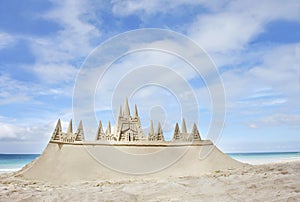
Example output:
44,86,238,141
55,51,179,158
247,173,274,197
51,98,201,144
17,98,245,184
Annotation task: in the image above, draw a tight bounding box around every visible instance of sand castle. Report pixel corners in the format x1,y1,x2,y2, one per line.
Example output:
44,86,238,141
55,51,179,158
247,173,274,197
17,98,244,184
51,98,202,144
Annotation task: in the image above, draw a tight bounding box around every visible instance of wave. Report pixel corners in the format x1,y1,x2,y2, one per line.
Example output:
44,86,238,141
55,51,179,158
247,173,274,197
0,168,21,174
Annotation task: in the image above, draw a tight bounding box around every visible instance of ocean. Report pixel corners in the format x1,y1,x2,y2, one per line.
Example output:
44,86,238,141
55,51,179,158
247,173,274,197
0,154,39,174
228,151,300,164
0,152,300,174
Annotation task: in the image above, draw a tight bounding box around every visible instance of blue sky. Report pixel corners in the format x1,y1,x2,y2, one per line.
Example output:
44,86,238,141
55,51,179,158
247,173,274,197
0,0,299,153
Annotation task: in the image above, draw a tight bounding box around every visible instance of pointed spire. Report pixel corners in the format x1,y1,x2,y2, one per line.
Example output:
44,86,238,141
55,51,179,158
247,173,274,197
67,119,73,134
149,120,154,135
96,121,104,140
148,120,154,140
133,104,138,118
156,122,165,141
192,123,201,140
106,121,111,134
123,97,130,117
174,122,180,134
56,119,62,131
181,118,187,133
157,122,161,132
75,120,85,141
114,105,122,135
51,119,62,140
99,121,104,134
117,105,122,118
172,122,181,140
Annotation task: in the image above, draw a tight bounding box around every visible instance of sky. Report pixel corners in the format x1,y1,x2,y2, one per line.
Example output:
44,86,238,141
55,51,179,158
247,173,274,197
0,0,299,153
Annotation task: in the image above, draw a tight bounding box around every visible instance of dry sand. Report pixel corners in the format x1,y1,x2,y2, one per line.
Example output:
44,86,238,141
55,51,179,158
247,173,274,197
0,160,299,201
0,142,299,201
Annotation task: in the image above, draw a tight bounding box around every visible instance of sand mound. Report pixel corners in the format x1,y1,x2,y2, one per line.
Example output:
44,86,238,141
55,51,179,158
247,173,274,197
16,142,244,184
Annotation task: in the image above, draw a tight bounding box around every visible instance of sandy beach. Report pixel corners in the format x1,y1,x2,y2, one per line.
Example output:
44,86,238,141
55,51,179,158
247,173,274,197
0,160,299,201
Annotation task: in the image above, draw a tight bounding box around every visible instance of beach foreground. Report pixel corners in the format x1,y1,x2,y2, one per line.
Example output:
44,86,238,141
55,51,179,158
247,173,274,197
0,160,299,201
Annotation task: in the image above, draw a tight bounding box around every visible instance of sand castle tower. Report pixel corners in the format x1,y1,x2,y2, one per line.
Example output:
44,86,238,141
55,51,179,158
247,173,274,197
95,121,105,141
172,118,201,141
51,119,62,141
51,119,85,143
155,122,165,141
74,120,85,141
114,97,145,141
147,121,166,141
147,120,155,141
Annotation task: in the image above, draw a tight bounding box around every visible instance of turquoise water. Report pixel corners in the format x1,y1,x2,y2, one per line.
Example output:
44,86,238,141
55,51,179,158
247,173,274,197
0,152,300,173
228,152,300,164
0,154,39,173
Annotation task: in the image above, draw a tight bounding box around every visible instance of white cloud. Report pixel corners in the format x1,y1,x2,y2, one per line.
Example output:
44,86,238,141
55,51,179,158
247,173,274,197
227,0,300,21
32,63,78,84
42,0,101,59
221,43,300,128
247,113,300,128
249,44,300,85
111,0,300,69
0,74,73,105
0,74,33,105
248,123,258,129
0,32,16,49
0,121,49,141
26,0,101,84
188,12,264,53
261,114,300,127
111,0,225,16
187,0,300,54
261,98,287,106
0,122,20,139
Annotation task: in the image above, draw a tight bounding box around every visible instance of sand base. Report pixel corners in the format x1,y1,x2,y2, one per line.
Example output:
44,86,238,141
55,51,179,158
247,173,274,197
0,161,299,201
15,142,244,184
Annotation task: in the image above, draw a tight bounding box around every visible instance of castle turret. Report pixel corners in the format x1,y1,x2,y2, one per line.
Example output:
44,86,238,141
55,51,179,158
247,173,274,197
192,123,201,140
105,121,114,141
114,105,122,135
51,119,62,141
148,120,154,141
133,104,138,118
98,120,104,134
117,105,122,118
96,121,105,141
123,97,130,117
116,98,145,141
106,121,111,135
75,120,84,141
172,122,181,140
67,119,73,134
156,122,165,141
